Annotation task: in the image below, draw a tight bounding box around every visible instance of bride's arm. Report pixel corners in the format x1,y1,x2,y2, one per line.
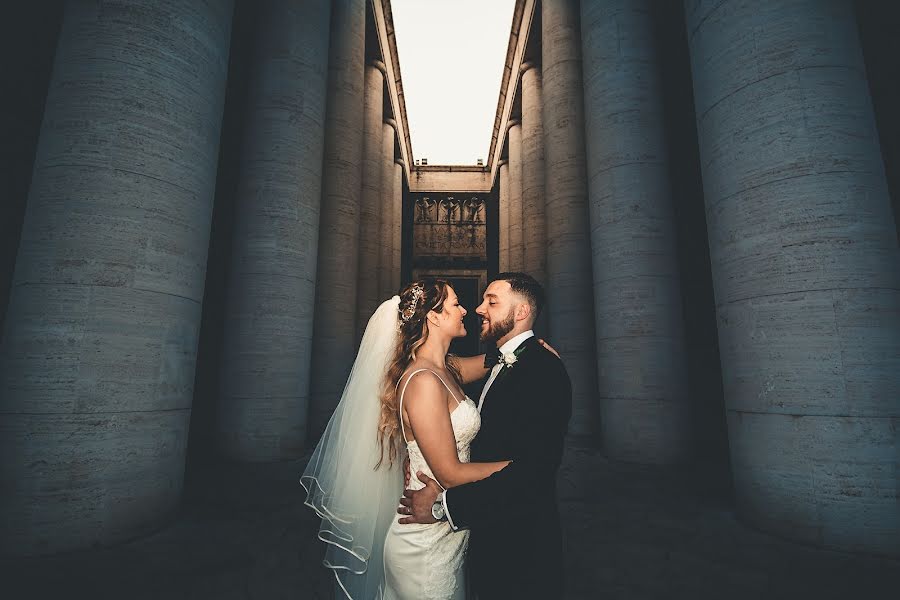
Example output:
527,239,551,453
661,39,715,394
403,373,509,489
451,340,561,385
449,355,488,385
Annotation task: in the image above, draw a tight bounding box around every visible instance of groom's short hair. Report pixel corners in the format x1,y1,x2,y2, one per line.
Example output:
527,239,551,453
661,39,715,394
493,272,544,319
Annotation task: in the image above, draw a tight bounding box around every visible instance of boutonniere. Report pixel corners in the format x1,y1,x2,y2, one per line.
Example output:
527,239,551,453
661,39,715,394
500,350,519,368
497,344,529,374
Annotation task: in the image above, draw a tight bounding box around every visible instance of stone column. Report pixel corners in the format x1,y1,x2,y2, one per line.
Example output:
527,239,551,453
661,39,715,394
520,62,547,288
308,0,367,438
507,120,524,272
498,158,510,272
687,0,900,556
0,0,233,556
381,119,397,298
216,0,330,461
542,0,599,440
581,0,690,464
392,158,405,292
391,158,406,293
356,60,386,339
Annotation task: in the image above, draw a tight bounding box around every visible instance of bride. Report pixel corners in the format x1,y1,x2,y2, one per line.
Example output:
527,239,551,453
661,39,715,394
301,279,513,599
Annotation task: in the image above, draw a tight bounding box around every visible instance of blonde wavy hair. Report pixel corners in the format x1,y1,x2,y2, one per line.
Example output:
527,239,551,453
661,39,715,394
376,279,462,468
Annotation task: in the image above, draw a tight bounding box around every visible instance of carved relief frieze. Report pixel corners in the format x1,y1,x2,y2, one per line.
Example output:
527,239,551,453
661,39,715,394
412,193,487,260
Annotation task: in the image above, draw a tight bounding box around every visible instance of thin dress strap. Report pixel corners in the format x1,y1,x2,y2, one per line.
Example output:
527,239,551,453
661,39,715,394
397,368,461,443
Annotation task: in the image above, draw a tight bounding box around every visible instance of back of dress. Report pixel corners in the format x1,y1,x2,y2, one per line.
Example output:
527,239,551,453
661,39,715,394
399,368,480,490
382,368,479,600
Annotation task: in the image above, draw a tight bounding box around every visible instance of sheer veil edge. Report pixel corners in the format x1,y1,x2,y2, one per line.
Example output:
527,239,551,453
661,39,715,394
300,296,403,599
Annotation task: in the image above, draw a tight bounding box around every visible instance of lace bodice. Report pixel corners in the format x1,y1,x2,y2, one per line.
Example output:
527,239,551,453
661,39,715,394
398,369,481,491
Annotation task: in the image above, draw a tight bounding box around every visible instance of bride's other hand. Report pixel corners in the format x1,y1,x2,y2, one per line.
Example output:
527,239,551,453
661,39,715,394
397,472,441,524
538,338,560,358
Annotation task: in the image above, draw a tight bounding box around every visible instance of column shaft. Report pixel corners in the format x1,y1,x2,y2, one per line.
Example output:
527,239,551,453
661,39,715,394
0,0,233,555
507,122,524,271
521,64,547,287
216,0,330,461
380,121,396,298
542,0,599,439
687,0,900,556
498,159,510,272
356,62,385,338
392,159,404,292
308,0,367,437
581,0,691,463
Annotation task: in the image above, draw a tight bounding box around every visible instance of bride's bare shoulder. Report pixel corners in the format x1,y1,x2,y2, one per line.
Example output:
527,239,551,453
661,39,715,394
397,361,427,386
398,363,444,399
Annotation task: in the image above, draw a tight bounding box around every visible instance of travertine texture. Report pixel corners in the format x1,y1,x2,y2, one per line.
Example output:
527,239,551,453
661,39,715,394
381,120,396,298
507,121,524,271
216,0,330,461
409,168,491,193
687,0,900,556
542,0,599,439
0,0,233,555
356,61,386,339
498,159,510,272
307,0,366,438
521,63,547,288
393,159,404,292
581,0,691,464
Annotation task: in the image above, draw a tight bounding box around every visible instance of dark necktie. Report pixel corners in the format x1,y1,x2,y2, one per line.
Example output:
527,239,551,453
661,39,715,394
483,350,502,369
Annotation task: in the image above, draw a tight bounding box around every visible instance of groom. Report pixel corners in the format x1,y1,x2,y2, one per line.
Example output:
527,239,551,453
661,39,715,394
398,272,572,598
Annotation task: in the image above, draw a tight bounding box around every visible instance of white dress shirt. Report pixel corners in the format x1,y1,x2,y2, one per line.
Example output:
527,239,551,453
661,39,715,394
445,329,534,530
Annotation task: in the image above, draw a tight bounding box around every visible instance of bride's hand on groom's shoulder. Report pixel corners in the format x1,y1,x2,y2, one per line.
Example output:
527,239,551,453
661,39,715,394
397,472,441,525
538,338,561,359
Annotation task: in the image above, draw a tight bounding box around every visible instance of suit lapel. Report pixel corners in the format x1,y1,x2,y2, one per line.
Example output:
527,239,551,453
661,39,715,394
481,336,539,410
473,338,539,460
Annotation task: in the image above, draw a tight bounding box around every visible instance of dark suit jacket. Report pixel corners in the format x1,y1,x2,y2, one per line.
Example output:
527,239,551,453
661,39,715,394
445,336,572,598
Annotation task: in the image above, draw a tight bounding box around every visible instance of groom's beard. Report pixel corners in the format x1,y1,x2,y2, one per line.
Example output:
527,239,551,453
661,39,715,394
480,308,515,345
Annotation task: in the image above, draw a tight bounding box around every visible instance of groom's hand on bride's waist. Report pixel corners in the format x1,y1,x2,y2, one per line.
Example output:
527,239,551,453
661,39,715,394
397,472,440,524
403,456,410,488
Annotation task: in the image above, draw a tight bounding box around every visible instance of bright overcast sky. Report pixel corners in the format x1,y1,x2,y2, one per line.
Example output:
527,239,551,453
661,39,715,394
391,0,516,165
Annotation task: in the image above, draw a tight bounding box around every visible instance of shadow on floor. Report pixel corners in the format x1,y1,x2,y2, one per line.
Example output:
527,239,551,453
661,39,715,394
3,444,898,599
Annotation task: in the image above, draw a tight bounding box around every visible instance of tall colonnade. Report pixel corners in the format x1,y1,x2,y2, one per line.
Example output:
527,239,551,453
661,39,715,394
0,0,896,561
216,0,331,462
0,0,235,556
685,0,899,555
0,0,408,555
495,0,898,556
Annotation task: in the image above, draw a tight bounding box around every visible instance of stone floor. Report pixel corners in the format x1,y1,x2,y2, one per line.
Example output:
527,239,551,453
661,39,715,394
3,444,898,599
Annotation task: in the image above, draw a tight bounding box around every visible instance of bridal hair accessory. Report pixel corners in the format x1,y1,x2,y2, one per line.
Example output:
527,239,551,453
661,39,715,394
400,283,425,323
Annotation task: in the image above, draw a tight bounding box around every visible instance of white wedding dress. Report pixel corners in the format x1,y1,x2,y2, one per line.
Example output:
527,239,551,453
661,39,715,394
382,369,481,600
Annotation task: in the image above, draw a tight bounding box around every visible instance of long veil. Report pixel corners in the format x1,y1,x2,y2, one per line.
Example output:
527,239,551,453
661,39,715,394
301,296,403,599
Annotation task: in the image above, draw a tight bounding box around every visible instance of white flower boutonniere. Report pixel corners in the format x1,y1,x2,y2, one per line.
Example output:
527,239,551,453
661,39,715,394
500,351,518,368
